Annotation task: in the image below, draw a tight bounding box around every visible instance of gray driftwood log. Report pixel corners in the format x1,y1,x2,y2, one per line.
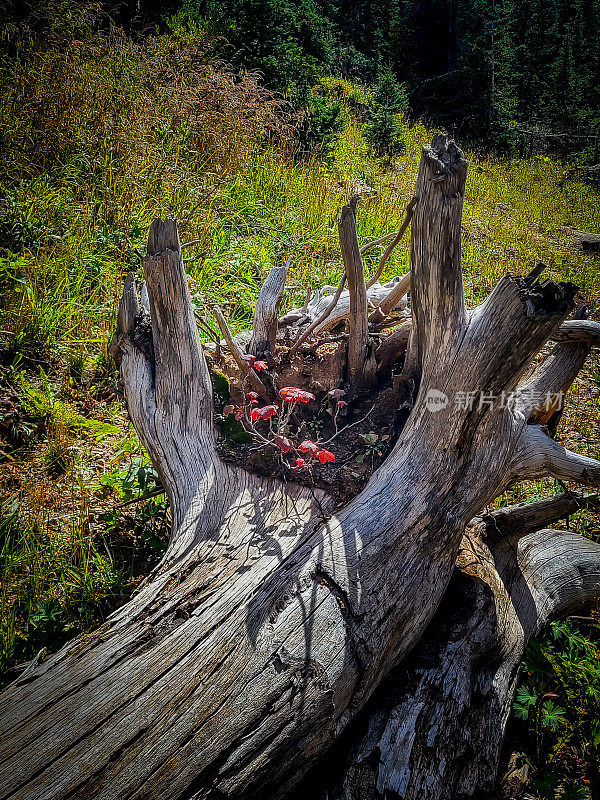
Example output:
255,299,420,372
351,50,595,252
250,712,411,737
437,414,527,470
1,135,600,800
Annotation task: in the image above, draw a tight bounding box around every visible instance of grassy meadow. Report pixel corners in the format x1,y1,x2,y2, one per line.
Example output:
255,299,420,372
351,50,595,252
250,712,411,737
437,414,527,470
1,12,600,790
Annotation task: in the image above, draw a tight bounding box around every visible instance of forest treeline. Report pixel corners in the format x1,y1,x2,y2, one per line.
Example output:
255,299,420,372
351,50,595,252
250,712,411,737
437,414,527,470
4,0,600,160
125,0,600,159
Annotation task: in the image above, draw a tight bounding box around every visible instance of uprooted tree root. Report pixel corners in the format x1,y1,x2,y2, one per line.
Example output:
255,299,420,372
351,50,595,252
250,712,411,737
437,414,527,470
3,135,600,800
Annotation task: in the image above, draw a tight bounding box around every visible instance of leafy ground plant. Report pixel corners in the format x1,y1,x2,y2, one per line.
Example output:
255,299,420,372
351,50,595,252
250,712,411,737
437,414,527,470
510,618,600,797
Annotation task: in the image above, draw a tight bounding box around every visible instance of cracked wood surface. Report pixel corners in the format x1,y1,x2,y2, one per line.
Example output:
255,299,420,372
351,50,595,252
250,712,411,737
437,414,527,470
327,505,600,800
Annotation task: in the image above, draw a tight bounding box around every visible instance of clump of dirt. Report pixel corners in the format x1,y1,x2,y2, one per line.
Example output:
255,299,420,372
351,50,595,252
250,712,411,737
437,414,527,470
208,342,413,505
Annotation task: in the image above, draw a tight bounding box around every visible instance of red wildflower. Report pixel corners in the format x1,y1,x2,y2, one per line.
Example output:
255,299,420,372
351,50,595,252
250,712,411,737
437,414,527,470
315,449,335,464
279,387,315,403
273,435,293,453
299,440,319,455
235,410,244,420
295,458,305,467
242,354,256,365
253,360,268,371
250,404,278,422
247,391,258,403
337,400,348,408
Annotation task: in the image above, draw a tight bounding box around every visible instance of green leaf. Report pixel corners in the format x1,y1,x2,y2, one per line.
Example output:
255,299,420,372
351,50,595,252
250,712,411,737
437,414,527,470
532,772,558,799
514,684,538,720
541,700,567,730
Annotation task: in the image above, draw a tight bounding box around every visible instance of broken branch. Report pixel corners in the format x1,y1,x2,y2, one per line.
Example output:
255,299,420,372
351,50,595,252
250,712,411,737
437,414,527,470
212,306,270,401
365,197,417,290
339,197,370,387
287,274,347,357
248,258,291,357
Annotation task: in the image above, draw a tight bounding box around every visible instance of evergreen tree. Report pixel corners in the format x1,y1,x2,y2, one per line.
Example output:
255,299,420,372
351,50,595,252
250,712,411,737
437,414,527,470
140,0,600,157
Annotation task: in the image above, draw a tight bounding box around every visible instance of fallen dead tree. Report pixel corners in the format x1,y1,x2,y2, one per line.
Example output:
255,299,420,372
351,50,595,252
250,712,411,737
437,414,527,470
1,134,600,800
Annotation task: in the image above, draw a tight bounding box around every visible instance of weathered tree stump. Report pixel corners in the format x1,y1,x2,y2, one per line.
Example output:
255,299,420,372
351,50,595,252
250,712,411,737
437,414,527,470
1,135,600,800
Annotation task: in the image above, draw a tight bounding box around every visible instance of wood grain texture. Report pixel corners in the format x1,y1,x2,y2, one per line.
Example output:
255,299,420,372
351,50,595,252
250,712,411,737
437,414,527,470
553,318,600,345
248,259,290,357
375,321,412,372
326,517,600,800
338,198,370,387
279,277,406,339
406,133,467,388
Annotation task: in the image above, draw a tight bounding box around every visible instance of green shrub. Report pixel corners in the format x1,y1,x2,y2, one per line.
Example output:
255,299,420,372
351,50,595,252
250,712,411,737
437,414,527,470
364,108,406,157
364,69,408,157
373,69,408,115
298,95,346,156
512,618,600,795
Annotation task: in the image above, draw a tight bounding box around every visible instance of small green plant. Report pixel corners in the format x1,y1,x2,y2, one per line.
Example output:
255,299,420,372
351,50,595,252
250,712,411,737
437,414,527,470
0,499,124,679
98,453,168,552
42,420,76,475
364,69,408,158
364,109,407,157
512,619,600,795
299,95,346,156
356,432,389,467
372,69,409,115
19,370,120,441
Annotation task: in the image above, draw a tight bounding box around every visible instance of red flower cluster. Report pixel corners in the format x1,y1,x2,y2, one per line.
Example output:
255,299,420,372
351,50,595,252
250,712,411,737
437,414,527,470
241,354,268,372
299,440,335,464
223,391,268,421
279,387,315,404
223,390,335,469
316,449,335,464
250,404,278,422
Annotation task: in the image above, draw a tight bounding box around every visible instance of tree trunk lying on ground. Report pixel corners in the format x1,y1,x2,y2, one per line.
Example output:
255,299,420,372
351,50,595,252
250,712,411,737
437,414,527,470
565,227,600,254
2,134,600,800
318,493,600,800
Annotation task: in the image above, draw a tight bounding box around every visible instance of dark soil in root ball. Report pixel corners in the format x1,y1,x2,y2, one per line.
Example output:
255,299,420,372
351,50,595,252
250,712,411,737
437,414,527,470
214,370,413,506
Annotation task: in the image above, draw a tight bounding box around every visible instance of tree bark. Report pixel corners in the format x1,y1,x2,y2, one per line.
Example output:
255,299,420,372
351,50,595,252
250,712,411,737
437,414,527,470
322,495,600,800
248,259,290,358
1,135,599,800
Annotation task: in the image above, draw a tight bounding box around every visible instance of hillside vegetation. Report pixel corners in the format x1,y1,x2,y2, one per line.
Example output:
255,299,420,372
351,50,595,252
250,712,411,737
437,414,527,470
98,0,600,157
1,6,600,795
